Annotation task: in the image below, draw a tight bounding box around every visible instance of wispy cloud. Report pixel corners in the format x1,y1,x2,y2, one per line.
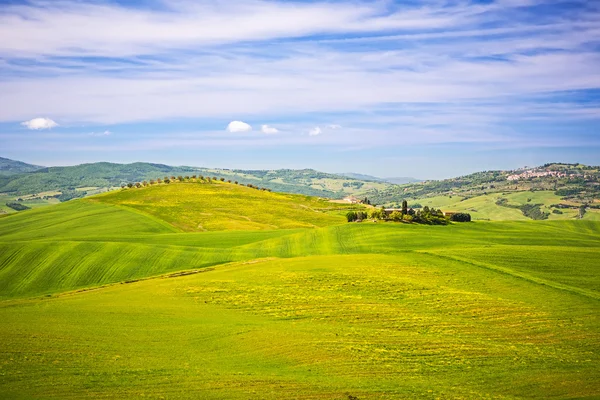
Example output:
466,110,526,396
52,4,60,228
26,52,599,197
1,0,599,155
89,130,111,137
309,127,322,136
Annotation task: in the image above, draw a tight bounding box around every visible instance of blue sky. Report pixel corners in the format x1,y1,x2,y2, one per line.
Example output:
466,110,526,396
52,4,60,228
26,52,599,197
1,0,599,179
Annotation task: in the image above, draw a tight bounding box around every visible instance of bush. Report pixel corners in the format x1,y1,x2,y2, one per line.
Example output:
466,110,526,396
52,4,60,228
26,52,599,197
6,202,31,211
450,213,472,222
346,211,357,222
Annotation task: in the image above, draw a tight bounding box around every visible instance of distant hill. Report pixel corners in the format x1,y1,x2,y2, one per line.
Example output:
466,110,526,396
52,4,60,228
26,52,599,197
384,176,422,185
364,163,600,221
0,158,391,200
1,157,598,221
0,157,44,176
337,172,385,182
366,163,600,205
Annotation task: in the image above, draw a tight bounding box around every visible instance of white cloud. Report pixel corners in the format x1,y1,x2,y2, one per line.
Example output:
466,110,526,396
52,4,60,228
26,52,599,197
309,127,322,136
328,124,342,129
226,120,252,133
261,125,279,134
21,117,58,130
90,130,111,136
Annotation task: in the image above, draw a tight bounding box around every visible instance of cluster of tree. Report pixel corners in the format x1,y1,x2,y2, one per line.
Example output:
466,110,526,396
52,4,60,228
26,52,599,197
346,211,369,222
57,189,86,202
342,181,364,189
411,206,449,225
5,202,31,211
496,198,549,220
449,213,472,222
347,201,469,225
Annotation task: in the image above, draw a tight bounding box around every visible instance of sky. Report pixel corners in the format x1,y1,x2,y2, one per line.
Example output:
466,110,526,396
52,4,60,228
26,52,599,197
1,0,599,179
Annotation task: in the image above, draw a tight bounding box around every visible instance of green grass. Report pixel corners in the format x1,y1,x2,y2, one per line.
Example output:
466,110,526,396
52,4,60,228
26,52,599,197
0,254,598,399
0,182,599,398
94,182,353,231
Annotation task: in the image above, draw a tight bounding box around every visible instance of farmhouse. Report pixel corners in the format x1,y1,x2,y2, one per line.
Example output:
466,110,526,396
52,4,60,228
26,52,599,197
442,211,459,217
343,195,361,204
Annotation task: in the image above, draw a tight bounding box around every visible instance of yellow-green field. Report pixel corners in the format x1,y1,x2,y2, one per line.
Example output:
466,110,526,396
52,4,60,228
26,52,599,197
0,181,599,399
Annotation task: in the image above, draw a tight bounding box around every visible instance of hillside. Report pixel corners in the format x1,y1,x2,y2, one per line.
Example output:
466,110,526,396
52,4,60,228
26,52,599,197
0,182,598,397
0,158,390,203
370,163,600,204
93,180,355,232
2,158,598,222
0,157,43,176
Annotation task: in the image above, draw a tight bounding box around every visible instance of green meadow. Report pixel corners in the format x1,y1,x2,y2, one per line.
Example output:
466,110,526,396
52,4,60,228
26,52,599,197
0,182,599,399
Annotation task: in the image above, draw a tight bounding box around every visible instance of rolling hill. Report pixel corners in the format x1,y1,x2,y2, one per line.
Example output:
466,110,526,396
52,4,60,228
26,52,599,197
0,156,43,176
1,157,598,223
0,178,599,398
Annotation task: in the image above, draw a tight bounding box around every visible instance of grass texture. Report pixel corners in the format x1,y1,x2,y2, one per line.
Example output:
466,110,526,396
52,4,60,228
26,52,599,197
0,181,598,399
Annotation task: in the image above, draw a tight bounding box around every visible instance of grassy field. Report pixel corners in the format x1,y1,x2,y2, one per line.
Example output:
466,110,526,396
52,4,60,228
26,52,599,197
93,182,355,231
0,181,599,398
415,191,597,221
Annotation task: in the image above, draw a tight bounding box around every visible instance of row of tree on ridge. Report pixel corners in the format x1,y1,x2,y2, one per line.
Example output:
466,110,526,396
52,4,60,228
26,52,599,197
120,175,272,191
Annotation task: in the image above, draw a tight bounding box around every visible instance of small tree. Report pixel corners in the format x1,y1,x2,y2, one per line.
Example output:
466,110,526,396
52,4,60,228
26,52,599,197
156,178,162,184
234,181,238,185
164,178,170,184
127,183,133,188
227,180,232,183
142,181,148,187
135,182,142,188
346,211,357,222
390,211,403,222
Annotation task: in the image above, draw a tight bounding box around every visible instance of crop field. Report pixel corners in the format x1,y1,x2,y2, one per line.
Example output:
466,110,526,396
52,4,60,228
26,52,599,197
0,181,599,399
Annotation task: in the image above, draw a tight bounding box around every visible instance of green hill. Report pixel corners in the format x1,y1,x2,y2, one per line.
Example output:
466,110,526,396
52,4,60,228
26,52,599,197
0,156,43,176
2,158,598,222
0,158,390,201
93,180,354,232
0,173,599,398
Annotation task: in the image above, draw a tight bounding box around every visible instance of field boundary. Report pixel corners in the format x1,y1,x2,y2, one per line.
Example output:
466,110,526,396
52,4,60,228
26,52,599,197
420,251,600,301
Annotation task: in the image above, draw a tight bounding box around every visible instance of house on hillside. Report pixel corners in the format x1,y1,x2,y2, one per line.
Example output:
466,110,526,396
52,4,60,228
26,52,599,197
442,211,459,217
343,195,361,204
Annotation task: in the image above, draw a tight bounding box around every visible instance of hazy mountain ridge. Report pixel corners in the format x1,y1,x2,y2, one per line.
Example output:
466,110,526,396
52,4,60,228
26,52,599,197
0,157,44,176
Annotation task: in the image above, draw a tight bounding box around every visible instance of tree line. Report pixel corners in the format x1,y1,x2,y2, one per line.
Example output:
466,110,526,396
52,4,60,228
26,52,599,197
120,175,272,192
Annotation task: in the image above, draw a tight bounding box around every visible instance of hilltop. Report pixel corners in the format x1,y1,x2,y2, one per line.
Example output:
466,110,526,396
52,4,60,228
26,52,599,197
94,179,356,232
